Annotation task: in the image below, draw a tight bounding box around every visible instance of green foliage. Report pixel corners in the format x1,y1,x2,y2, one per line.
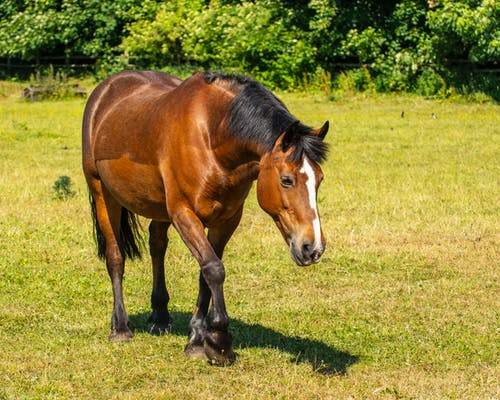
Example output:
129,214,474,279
428,0,499,63
52,175,76,200
335,66,375,95
0,0,498,96
415,67,447,97
123,0,317,88
341,27,386,64
121,0,203,67
0,0,159,62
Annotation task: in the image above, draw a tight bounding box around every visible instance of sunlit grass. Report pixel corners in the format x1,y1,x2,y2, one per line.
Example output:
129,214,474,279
0,81,498,399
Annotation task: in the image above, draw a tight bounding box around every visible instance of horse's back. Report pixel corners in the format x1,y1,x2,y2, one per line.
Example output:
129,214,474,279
90,70,181,102
83,71,183,162
83,71,181,139
101,70,182,98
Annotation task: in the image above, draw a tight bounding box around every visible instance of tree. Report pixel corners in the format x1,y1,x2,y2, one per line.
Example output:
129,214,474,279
0,0,497,96
0,0,159,63
428,0,499,63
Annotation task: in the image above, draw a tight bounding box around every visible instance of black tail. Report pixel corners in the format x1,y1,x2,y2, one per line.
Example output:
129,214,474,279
89,193,143,260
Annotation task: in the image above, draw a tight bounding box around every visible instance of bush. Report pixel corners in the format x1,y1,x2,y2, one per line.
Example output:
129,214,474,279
335,67,375,95
24,66,87,101
415,68,447,98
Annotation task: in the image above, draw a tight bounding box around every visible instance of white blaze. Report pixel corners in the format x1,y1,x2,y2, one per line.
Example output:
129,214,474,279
299,157,322,250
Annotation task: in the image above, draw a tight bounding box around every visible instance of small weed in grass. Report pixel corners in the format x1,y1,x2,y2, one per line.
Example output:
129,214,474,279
52,175,76,200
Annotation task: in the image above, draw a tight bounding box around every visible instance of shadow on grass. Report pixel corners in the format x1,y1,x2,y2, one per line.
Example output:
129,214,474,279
130,311,358,375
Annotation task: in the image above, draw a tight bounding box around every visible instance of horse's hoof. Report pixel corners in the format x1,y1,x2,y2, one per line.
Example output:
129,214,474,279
203,331,236,366
109,329,134,342
148,321,172,336
184,342,208,360
148,310,172,336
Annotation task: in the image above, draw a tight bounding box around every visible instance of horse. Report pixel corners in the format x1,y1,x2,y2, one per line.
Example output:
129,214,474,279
82,70,329,365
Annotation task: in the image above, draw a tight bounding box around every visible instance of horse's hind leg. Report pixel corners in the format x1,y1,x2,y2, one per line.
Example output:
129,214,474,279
148,220,172,334
89,179,133,341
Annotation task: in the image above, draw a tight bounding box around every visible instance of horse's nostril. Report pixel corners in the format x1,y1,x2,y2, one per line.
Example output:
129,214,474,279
302,242,312,256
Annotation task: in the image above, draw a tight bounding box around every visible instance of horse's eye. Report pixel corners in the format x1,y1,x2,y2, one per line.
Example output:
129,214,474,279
280,176,294,188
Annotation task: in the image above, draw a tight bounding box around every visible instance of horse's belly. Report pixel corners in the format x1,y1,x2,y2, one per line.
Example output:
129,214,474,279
96,158,169,221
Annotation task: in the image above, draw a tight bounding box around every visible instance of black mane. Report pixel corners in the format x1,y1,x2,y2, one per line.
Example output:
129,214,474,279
203,72,328,164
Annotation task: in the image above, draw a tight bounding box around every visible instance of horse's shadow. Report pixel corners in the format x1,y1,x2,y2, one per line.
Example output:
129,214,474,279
130,311,358,375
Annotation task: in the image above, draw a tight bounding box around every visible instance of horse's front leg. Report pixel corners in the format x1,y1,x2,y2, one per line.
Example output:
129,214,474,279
202,207,243,362
173,207,240,365
184,271,210,360
185,208,243,361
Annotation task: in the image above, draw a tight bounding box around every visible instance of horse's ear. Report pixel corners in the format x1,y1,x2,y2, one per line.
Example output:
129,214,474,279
314,121,329,140
281,121,300,152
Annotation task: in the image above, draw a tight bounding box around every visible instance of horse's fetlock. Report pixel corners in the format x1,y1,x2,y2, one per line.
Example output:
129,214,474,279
207,312,229,332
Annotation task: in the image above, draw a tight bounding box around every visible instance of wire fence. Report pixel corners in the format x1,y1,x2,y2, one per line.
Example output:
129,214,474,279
1,56,498,76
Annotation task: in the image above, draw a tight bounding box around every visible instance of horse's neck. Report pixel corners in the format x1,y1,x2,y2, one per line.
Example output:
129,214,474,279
226,161,261,186
212,135,263,186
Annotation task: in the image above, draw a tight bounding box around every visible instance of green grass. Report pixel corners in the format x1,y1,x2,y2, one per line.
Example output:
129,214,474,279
0,81,498,399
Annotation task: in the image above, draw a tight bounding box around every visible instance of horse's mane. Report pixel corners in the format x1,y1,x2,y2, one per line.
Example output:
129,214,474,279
203,72,328,164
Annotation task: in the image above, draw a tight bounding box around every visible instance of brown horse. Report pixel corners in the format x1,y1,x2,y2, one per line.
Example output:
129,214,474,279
82,70,329,365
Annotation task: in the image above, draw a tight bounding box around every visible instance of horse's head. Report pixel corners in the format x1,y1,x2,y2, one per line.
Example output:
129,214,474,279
257,121,329,266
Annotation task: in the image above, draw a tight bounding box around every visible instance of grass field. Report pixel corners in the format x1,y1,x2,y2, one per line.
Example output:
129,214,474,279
0,81,498,399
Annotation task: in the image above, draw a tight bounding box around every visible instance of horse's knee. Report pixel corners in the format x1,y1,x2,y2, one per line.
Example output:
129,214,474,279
201,261,225,285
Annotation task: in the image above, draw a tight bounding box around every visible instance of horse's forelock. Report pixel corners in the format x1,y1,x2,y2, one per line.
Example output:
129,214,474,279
288,134,329,165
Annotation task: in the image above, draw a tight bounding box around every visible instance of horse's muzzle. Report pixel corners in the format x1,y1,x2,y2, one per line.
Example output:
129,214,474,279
290,240,325,266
